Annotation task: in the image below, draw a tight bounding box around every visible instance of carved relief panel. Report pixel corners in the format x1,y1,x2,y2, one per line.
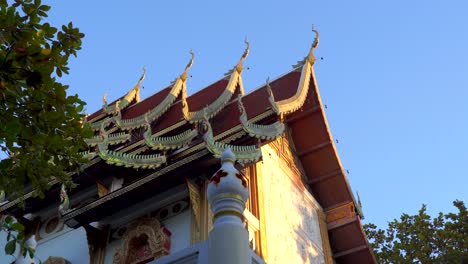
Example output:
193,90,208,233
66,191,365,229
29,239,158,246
112,217,171,264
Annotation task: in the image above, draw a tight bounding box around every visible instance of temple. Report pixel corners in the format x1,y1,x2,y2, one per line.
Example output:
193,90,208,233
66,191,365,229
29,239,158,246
0,28,376,263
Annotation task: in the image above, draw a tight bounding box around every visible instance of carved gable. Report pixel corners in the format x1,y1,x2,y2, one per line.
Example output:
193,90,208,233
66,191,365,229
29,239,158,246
113,217,171,264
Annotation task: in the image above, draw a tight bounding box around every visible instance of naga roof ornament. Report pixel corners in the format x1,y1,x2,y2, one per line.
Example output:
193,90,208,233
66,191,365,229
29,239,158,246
182,39,249,123
277,26,319,115
58,184,70,216
113,52,194,131
202,112,261,165
143,112,198,150
238,94,285,140
84,132,130,147
265,77,280,115
92,116,166,169
103,67,146,114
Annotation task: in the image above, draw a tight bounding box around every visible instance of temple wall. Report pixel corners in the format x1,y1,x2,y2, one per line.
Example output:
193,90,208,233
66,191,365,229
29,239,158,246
35,226,89,263
0,224,89,263
259,144,325,264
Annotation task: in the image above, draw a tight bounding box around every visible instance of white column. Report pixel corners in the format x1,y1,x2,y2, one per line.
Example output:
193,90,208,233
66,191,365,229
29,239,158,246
207,148,250,264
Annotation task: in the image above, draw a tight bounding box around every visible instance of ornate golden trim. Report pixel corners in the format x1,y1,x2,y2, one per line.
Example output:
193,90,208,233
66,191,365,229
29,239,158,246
103,68,145,114
187,179,201,245
143,113,198,150
238,94,285,140
318,210,334,264
276,26,319,115
255,161,269,262
182,40,249,123
113,217,170,264
202,114,262,164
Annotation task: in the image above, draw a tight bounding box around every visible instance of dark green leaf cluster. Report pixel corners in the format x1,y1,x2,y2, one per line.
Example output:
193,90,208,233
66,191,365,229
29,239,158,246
364,200,468,264
0,0,92,199
1,216,33,258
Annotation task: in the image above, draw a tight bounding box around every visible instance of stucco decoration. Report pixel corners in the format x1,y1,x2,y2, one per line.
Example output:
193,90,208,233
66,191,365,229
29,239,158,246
43,256,71,264
113,217,171,264
143,113,198,150
237,94,284,140
201,113,262,165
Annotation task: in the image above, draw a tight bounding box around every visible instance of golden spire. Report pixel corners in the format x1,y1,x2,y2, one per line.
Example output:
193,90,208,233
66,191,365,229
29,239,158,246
102,93,108,105
265,77,274,99
235,37,250,73
181,49,195,81
307,25,320,65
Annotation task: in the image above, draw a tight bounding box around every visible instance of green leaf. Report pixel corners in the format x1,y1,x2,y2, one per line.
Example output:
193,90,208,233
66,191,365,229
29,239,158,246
4,215,13,224
11,222,25,231
5,240,16,255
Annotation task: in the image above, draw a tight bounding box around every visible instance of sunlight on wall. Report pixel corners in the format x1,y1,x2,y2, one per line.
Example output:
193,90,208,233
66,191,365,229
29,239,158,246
260,145,325,264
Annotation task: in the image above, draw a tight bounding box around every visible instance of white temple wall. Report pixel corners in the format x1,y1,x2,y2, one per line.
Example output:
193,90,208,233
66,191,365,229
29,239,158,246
260,145,325,264
35,226,89,263
0,225,89,264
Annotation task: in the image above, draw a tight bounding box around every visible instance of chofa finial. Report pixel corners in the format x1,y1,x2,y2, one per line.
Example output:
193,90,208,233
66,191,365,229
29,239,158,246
235,38,250,73
139,67,147,83
181,49,195,81
102,93,108,105
242,37,250,60
312,25,320,49
307,25,320,65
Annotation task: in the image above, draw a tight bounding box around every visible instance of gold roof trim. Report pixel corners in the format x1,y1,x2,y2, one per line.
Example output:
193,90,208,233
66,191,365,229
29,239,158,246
182,40,249,123
238,94,285,140
202,113,261,165
276,27,318,115
143,113,198,150
103,67,146,114
112,51,193,130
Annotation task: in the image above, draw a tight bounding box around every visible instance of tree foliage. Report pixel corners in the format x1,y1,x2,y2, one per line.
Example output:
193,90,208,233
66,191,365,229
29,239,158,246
364,200,468,264
0,0,92,199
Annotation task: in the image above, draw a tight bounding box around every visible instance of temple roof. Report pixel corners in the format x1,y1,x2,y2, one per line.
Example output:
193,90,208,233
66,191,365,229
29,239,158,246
0,28,375,264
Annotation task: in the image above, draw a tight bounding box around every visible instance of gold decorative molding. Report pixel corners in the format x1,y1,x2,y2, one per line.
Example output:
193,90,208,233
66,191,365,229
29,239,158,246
318,210,334,264
113,217,171,264
255,162,269,262
103,68,145,115
187,179,201,245
182,40,249,123
143,113,198,150
201,114,262,164
106,51,193,131
277,26,319,115
200,179,213,241
238,94,285,140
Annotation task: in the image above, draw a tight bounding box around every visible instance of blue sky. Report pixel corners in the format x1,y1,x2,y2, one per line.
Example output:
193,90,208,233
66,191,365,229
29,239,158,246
47,1,467,229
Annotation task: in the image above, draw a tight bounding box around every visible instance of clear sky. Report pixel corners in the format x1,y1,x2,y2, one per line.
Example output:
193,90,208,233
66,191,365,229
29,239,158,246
46,0,467,229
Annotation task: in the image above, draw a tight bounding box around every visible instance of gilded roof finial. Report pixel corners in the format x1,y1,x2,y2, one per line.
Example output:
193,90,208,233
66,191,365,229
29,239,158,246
115,100,121,113
266,77,274,99
236,37,250,73
139,67,147,83
102,93,108,106
181,49,195,81
307,25,320,65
